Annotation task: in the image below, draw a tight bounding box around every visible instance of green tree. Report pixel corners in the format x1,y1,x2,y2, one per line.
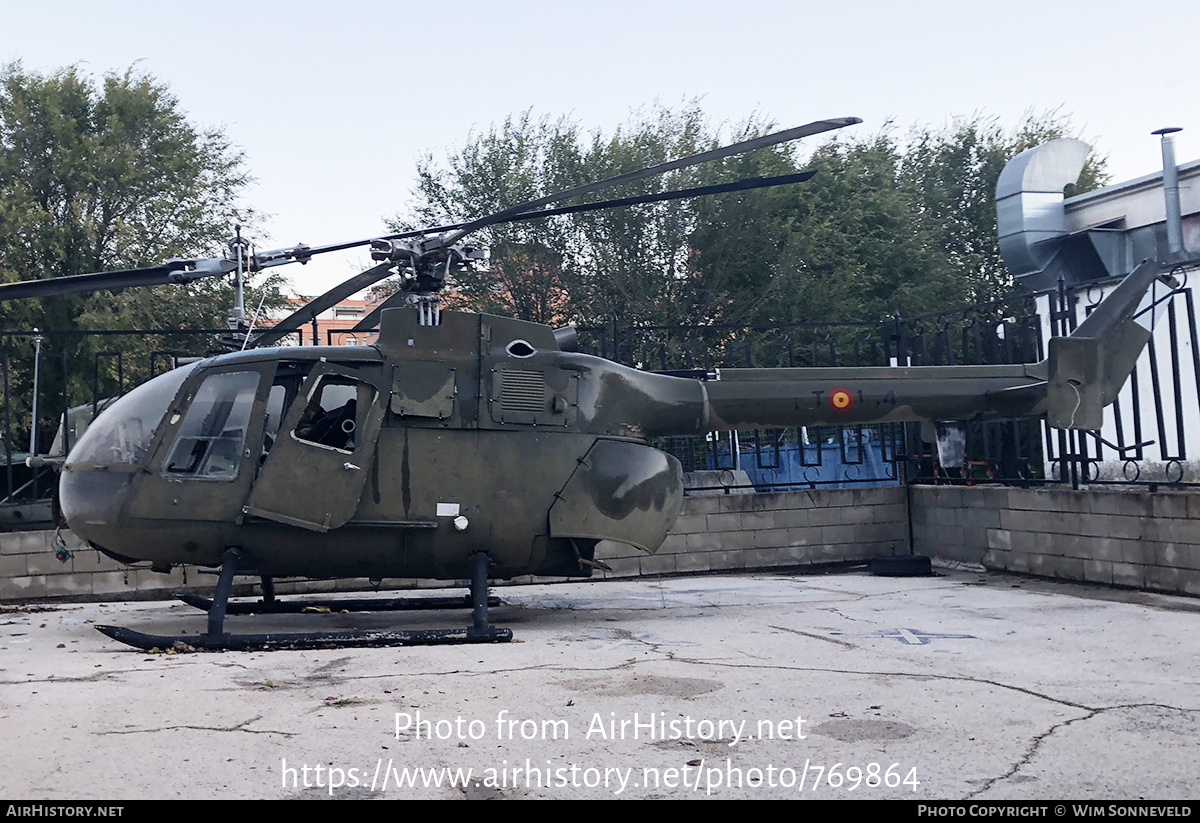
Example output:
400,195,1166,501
698,113,1108,328
400,106,1106,334
752,134,967,326
398,104,713,327
897,111,1108,304
0,63,278,450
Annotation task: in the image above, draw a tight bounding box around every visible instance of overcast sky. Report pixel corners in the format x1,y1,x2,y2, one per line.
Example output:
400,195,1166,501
4,0,1197,296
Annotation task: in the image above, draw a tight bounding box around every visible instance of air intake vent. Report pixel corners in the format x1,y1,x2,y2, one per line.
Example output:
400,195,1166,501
499,370,545,413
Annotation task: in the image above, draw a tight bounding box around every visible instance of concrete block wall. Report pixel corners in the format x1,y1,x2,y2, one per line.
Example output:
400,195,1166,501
590,486,910,579
1,486,909,602
0,529,146,600
911,485,1200,597
0,527,460,603
9,484,1196,602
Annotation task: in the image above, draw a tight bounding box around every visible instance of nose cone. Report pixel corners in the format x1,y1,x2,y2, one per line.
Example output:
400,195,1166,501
58,468,134,550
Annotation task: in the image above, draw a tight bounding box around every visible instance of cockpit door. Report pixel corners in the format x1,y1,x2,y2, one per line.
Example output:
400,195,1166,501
243,363,385,532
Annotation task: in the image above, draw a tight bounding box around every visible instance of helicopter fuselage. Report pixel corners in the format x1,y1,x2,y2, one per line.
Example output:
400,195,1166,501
59,260,1159,586
59,309,697,580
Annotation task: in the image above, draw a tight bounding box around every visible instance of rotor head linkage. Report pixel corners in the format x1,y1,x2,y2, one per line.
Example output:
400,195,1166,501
369,237,485,294
227,226,252,328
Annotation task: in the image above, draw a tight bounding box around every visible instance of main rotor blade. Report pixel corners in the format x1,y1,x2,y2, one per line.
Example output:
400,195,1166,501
193,121,848,336
250,262,396,347
348,171,819,334
440,117,860,245
493,170,816,225
346,170,816,270
0,263,198,301
255,119,856,269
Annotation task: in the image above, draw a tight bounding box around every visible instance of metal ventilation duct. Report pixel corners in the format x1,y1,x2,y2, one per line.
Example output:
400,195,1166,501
995,138,1092,290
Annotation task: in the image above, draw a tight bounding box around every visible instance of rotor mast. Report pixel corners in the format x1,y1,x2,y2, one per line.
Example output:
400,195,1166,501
230,226,248,328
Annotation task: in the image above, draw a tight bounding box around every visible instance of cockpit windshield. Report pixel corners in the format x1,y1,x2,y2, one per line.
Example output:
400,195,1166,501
67,364,197,468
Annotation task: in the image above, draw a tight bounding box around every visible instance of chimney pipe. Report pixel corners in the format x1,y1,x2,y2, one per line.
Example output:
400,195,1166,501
1152,127,1184,257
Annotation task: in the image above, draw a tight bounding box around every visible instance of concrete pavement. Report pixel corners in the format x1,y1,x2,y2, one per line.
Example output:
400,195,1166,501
2,567,1198,799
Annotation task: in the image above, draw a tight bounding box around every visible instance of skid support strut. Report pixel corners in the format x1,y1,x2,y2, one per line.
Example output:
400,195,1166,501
207,547,243,636
470,550,490,638
178,566,498,616
96,549,512,651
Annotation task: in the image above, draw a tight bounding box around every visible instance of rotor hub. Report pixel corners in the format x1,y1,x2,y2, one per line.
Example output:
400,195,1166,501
369,237,485,294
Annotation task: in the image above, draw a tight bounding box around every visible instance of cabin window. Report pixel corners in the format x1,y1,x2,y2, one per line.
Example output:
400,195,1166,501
162,371,261,480
259,360,317,457
292,375,376,453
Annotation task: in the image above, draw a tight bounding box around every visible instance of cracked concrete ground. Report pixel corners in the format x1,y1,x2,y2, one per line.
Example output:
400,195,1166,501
2,567,1198,800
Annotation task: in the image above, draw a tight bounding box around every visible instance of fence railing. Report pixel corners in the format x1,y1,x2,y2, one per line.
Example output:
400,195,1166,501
577,276,1198,492
1,328,230,507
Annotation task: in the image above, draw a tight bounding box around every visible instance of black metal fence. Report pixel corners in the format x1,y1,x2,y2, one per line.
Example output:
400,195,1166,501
576,274,1199,492
2,276,1197,512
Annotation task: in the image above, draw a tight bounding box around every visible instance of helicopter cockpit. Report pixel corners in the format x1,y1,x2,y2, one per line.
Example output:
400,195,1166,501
59,349,387,564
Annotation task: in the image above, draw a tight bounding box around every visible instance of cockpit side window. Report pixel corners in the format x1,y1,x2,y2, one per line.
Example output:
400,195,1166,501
259,360,317,458
162,371,261,480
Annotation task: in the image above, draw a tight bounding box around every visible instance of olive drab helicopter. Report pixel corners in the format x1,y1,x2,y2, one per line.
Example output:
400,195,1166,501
0,117,1179,651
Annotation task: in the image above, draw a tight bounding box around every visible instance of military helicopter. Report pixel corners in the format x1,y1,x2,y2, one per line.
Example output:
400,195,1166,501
0,117,1177,651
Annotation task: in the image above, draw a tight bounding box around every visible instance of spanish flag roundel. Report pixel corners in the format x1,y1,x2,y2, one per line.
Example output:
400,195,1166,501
829,388,854,412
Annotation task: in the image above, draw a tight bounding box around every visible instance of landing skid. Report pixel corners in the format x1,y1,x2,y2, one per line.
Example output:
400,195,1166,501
97,549,512,651
177,592,501,615
94,624,511,651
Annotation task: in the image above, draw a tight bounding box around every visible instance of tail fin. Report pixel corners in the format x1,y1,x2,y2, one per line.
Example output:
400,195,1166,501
1046,260,1175,429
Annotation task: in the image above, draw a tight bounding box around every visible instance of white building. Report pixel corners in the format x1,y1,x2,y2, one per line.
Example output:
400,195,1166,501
997,137,1200,482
